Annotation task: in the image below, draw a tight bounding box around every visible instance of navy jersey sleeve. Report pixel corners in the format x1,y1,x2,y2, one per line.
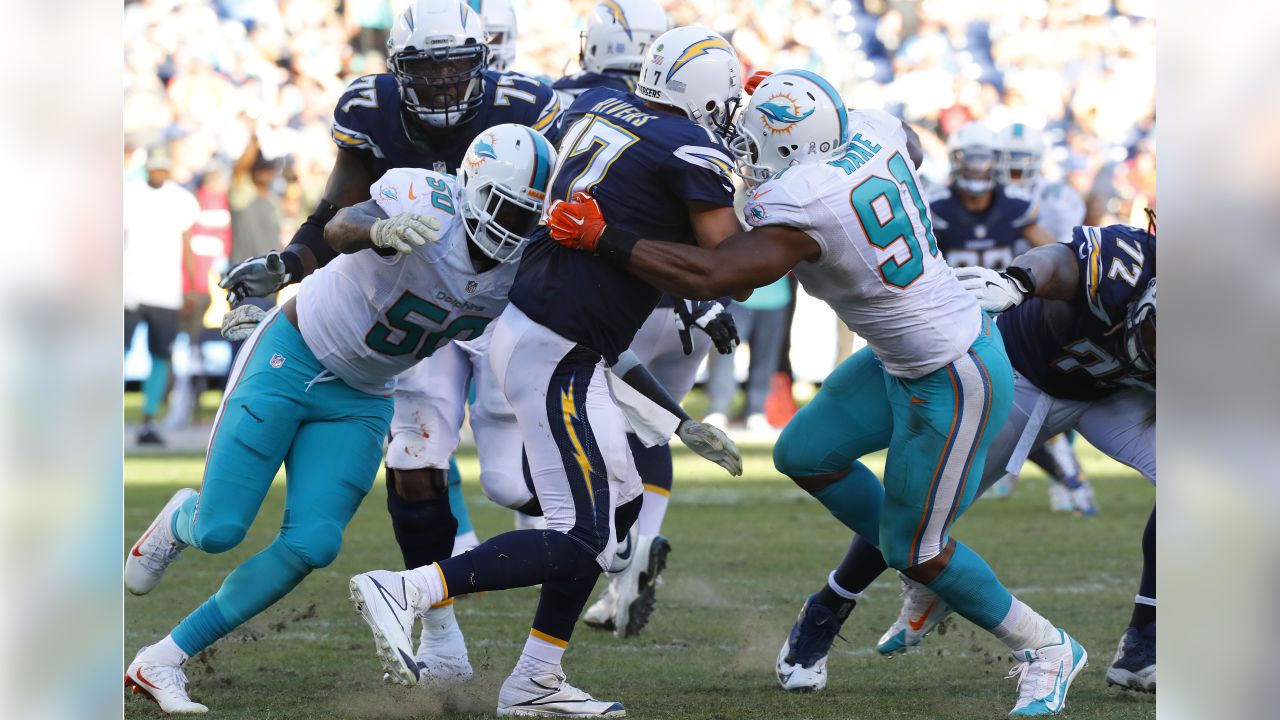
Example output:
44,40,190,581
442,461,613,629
1003,185,1040,229
489,71,562,141
661,124,736,206
1070,224,1156,325
331,74,395,159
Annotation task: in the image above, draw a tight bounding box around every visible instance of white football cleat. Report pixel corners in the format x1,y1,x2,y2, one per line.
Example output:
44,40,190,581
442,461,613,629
1070,480,1098,516
414,603,473,686
582,582,619,632
349,570,422,686
126,488,197,595
612,535,670,637
1048,483,1073,512
876,574,953,655
125,648,207,714
497,671,625,717
1008,629,1088,716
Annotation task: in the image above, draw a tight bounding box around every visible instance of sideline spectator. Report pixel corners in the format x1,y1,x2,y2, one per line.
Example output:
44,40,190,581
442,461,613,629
124,147,200,445
703,276,793,432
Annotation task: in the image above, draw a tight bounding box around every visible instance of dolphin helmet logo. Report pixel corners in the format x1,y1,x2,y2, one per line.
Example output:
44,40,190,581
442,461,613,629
664,36,732,83
757,93,814,135
465,133,499,171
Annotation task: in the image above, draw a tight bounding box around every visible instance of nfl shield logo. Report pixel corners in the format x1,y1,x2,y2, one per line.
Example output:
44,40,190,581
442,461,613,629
465,280,478,294
270,353,285,368
433,161,448,174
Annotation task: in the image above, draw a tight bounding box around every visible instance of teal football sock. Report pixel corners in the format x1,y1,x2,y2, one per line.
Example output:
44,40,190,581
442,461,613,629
171,535,312,656
924,541,1013,631
170,492,199,546
812,462,884,544
447,456,473,537
142,358,170,418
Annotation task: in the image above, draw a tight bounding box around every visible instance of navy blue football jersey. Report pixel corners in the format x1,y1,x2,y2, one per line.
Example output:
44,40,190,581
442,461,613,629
509,87,736,362
551,71,635,106
330,71,561,177
999,224,1156,401
928,183,1038,271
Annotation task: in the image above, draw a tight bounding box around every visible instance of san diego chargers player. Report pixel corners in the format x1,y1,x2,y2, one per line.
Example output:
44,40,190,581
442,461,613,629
778,216,1156,699
471,0,518,72
346,26,745,717
547,70,1087,716
124,127,554,714
553,0,742,639
552,0,669,107
932,122,1092,513
215,0,562,682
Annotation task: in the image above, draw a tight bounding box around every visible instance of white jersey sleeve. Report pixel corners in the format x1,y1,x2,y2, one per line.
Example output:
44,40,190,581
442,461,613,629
367,168,460,265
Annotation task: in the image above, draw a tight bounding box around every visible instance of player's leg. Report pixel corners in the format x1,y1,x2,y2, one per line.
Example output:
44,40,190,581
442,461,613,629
771,347,893,691
742,305,786,432
466,332,542,523
703,305,754,425
125,311,311,713
879,324,1086,716
446,457,479,553
1073,389,1156,692
138,304,179,444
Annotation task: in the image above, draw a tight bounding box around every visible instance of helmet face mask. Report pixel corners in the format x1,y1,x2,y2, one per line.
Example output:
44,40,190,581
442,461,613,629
951,145,997,195
1123,277,1157,377
999,149,1039,185
996,122,1045,187
728,70,849,186
389,43,489,128
461,179,542,263
456,125,557,264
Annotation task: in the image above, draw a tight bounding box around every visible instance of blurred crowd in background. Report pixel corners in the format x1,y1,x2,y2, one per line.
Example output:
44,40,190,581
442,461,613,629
123,0,1155,435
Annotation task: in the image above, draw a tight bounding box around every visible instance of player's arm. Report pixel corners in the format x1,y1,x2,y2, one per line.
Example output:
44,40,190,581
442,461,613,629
325,198,443,256
1021,221,1057,247
687,200,754,301
953,242,1078,312
902,121,924,169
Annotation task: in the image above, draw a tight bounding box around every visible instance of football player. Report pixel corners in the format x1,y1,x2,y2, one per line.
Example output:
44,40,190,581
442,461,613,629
347,26,745,717
216,0,562,682
555,0,742,639
124,127,555,714
776,215,1157,697
547,70,1088,716
931,122,1094,514
472,0,518,72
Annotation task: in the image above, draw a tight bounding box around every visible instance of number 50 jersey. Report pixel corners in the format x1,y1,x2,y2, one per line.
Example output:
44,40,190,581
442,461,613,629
296,168,518,395
743,109,980,379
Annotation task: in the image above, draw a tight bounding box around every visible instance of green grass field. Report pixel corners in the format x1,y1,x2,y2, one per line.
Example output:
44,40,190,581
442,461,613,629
125,443,1155,719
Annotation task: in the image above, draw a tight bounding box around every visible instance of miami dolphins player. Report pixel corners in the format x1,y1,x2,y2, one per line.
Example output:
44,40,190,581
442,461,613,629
216,0,561,682
546,69,1088,716
346,26,745,717
931,122,1092,513
124,126,555,714
553,0,742,639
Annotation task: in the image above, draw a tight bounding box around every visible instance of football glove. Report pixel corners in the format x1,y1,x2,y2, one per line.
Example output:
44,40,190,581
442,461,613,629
220,303,267,342
547,191,607,251
675,419,743,476
370,212,441,255
220,252,290,305
953,265,1033,313
675,300,739,355
744,70,773,95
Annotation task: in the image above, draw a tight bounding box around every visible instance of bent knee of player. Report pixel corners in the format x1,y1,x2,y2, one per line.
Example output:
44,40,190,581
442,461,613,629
480,469,533,510
192,521,249,555
282,522,345,569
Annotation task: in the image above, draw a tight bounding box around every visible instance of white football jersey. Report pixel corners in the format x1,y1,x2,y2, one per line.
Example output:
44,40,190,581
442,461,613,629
1028,178,1085,244
743,110,981,379
296,168,519,395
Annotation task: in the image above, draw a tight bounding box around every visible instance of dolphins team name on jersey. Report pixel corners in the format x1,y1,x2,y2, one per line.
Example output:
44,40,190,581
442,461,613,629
927,183,1039,270
551,70,636,110
998,224,1156,401
296,168,519,395
744,109,981,379
509,86,735,363
331,71,561,176
1029,178,1086,244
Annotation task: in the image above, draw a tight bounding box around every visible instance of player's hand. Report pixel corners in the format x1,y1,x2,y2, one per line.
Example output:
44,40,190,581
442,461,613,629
675,300,739,355
220,252,290,305
954,265,1030,313
547,191,607,251
744,70,772,95
676,419,743,476
220,303,267,342
371,212,441,255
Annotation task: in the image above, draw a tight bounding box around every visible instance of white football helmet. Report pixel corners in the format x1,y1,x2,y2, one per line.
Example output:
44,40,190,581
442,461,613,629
470,0,517,72
635,26,742,136
580,0,669,75
457,124,558,263
387,0,489,128
947,121,999,195
1123,276,1156,377
729,69,849,185
996,122,1045,187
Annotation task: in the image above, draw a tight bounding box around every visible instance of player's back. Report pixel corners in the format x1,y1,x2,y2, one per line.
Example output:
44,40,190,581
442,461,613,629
297,169,518,394
552,71,635,108
744,109,980,379
509,87,735,362
998,224,1155,400
928,182,1037,270
331,70,560,176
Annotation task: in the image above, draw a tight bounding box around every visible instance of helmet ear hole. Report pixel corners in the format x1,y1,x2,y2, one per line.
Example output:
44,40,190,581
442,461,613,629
778,147,790,158
705,100,716,112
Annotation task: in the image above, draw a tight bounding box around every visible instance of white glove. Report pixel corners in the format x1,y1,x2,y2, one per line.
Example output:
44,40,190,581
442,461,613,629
370,213,442,255
220,304,267,342
954,265,1030,313
676,419,743,476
